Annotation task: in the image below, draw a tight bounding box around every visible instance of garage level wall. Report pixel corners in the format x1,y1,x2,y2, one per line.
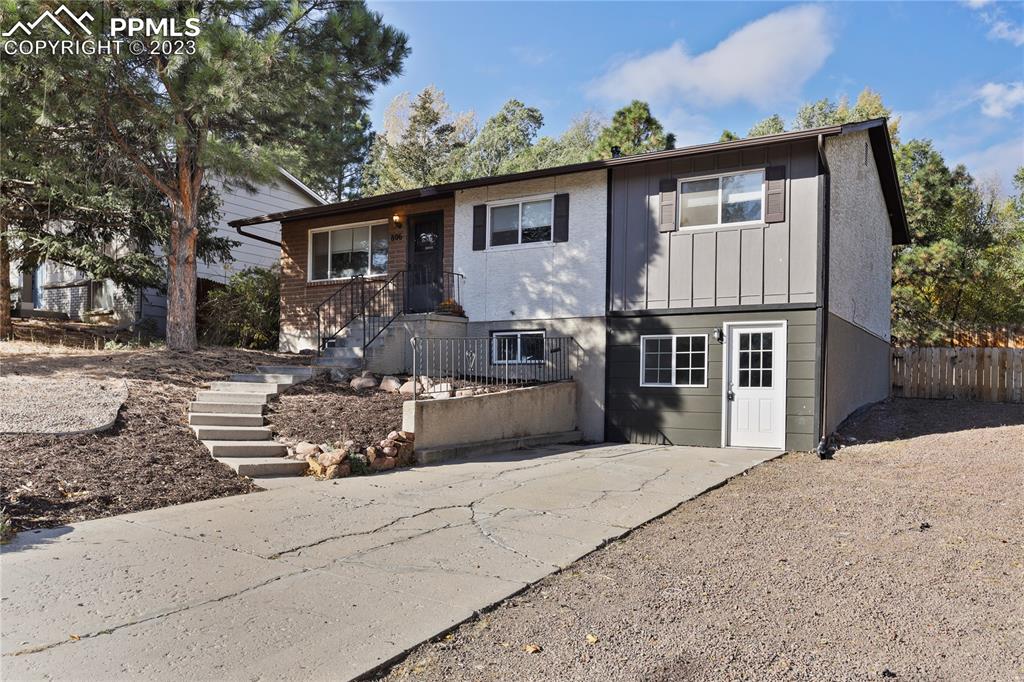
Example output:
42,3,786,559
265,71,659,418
606,309,818,451
824,313,890,433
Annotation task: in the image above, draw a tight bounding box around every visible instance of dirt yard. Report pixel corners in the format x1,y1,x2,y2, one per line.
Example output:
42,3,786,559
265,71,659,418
266,375,412,452
0,341,307,532
379,398,1024,681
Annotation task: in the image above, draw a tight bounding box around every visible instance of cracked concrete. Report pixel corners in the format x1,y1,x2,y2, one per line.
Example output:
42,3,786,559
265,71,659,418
1,442,778,681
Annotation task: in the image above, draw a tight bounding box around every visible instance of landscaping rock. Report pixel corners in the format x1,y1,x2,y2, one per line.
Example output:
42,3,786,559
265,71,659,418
382,446,397,457
455,388,476,398
318,450,345,468
398,430,414,442
350,376,378,390
379,376,402,392
396,441,415,467
295,442,321,457
361,370,376,378
306,455,325,478
418,376,433,391
365,446,379,464
398,380,417,395
330,368,349,382
371,455,397,471
387,430,400,441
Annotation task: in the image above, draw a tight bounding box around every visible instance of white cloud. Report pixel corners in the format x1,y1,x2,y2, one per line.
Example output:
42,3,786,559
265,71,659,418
977,81,1024,117
955,135,1024,196
962,0,994,8
587,5,833,108
964,1,1024,46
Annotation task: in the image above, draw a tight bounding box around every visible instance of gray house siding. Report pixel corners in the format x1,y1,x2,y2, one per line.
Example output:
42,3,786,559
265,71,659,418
609,139,820,312
824,313,889,433
605,309,819,451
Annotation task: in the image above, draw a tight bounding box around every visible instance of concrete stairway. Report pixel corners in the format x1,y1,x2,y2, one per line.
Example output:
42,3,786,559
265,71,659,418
314,318,402,373
189,365,319,478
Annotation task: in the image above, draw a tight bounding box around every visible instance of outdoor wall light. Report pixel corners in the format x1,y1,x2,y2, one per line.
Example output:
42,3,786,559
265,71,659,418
713,328,725,343
392,213,402,228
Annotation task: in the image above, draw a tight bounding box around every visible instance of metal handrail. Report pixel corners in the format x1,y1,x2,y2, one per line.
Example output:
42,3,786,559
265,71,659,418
316,277,359,354
361,270,405,349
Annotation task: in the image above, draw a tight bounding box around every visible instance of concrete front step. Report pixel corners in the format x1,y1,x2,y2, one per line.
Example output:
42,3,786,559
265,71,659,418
206,381,286,394
189,400,265,414
228,373,299,384
195,391,271,404
192,425,273,441
217,456,308,477
322,346,362,359
256,365,318,377
313,357,361,369
203,440,288,457
188,412,267,427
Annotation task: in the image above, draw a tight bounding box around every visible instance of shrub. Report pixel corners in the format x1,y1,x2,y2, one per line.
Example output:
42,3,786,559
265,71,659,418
200,266,280,349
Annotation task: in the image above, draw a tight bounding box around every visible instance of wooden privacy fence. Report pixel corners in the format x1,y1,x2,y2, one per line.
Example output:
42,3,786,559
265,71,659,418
891,347,1024,403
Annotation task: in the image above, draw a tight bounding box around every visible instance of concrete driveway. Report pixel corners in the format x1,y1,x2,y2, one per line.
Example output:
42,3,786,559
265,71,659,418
2,443,779,681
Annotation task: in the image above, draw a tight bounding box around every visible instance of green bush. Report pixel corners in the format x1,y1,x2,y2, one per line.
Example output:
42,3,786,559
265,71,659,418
200,267,280,349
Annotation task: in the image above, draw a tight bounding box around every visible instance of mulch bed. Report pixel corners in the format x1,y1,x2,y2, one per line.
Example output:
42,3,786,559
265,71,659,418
0,344,308,533
266,376,413,452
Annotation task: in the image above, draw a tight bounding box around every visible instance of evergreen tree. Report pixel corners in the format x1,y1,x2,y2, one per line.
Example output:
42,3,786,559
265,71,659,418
747,114,786,137
719,130,740,142
592,101,674,159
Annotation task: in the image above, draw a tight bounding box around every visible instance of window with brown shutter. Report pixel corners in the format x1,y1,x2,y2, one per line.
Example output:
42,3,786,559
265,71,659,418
764,165,786,223
658,178,677,232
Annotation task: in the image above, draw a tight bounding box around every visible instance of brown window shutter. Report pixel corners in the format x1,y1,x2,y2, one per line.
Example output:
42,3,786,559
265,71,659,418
764,166,786,223
552,193,569,242
472,204,487,250
658,178,677,232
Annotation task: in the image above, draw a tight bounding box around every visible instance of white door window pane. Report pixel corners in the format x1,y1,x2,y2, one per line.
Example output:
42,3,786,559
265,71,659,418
679,178,719,227
722,171,763,224
311,231,329,280
490,205,519,246
521,200,552,243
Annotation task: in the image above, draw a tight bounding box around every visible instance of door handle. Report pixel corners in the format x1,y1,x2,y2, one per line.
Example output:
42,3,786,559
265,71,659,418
727,389,735,401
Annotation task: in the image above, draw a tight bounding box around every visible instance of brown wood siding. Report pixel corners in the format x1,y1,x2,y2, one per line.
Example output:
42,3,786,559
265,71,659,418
279,197,455,345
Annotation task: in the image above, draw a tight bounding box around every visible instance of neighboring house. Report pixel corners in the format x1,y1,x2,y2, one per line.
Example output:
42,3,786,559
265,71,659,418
231,119,907,450
12,169,324,333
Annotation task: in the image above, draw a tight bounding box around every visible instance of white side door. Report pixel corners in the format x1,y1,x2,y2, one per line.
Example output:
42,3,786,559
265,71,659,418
726,323,787,449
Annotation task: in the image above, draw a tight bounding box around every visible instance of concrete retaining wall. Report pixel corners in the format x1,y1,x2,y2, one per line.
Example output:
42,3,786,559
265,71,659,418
402,381,577,451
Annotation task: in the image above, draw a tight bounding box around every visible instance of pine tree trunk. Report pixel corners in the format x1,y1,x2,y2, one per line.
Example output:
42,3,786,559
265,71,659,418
165,204,198,351
0,221,12,341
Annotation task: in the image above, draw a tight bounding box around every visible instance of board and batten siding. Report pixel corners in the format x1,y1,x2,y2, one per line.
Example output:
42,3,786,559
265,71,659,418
609,140,820,312
606,309,818,451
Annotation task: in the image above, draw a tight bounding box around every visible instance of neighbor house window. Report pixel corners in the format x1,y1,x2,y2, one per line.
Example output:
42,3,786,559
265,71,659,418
678,170,764,228
492,331,545,364
309,222,389,281
640,334,708,387
489,197,553,247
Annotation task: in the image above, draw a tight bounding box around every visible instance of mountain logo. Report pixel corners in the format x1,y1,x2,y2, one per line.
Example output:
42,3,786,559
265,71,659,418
3,5,94,37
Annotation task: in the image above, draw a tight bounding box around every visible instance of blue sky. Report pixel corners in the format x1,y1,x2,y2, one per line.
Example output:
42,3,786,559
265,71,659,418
367,1,1024,193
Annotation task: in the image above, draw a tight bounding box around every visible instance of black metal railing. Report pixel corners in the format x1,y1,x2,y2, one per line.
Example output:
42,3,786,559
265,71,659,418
316,277,361,353
411,336,579,398
361,271,405,348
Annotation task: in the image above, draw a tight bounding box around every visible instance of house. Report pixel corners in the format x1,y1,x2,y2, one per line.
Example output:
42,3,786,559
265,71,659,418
230,118,907,451
11,169,324,333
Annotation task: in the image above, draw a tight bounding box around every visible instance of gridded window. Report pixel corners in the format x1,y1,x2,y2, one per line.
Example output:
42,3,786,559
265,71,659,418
641,334,708,387
489,198,553,247
492,331,545,364
737,332,773,388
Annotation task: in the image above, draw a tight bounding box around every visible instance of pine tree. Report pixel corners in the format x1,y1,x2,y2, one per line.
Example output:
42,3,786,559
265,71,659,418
747,114,786,137
592,101,675,159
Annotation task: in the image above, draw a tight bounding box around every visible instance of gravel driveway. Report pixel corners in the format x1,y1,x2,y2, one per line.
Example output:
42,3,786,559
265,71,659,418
379,399,1024,681
0,376,127,435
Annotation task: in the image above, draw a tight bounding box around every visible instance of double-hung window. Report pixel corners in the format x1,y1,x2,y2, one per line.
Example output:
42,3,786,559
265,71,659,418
489,197,553,247
309,222,389,282
492,331,545,364
640,334,708,387
678,170,764,228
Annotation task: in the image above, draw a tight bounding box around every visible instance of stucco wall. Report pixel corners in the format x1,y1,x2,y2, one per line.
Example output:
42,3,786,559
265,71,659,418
824,312,890,432
402,381,577,451
466,315,606,442
453,169,607,322
826,130,893,342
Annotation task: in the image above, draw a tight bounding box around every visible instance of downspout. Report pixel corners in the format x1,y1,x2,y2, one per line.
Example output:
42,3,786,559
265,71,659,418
234,224,281,248
815,134,832,459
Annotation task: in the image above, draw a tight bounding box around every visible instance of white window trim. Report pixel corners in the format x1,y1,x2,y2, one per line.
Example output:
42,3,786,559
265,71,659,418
485,193,555,251
677,169,766,231
492,330,546,365
307,219,390,284
639,333,709,388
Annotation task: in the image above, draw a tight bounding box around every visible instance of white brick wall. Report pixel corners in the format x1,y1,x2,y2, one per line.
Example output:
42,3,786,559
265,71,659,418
453,170,607,322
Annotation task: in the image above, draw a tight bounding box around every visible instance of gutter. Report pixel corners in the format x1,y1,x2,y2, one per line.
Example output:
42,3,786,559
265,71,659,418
815,133,832,459
234,224,281,248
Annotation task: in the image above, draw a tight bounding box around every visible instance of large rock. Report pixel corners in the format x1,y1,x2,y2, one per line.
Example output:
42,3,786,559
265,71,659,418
350,375,378,390
318,450,345,468
365,446,379,464
379,375,402,392
295,442,321,457
371,456,397,472
427,382,453,399
398,380,417,395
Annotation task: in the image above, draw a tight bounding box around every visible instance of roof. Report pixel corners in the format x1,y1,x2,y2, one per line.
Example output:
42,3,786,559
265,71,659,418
232,119,908,243
276,167,327,206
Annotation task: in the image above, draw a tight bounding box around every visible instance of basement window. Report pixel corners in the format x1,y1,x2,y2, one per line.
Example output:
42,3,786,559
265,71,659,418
640,334,708,387
492,331,545,364
309,222,389,282
679,170,764,228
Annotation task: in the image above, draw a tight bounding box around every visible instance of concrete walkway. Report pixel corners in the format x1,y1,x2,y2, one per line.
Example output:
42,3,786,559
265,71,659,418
1,443,779,681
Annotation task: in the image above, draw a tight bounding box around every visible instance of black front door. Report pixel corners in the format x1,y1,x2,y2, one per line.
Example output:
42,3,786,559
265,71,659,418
407,212,444,313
